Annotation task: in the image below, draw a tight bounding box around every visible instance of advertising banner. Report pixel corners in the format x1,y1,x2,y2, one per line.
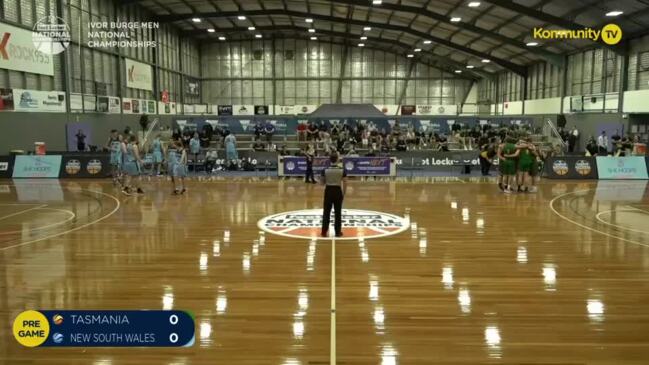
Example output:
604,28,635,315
158,101,176,115
401,105,416,115
0,155,12,178
279,157,394,176
545,156,598,179
70,93,83,112
0,21,54,76
13,89,66,112
296,105,317,115
596,156,648,179
185,78,200,96
60,154,110,178
125,58,153,91
97,96,120,113
13,155,62,178
234,105,254,116
83,94,96,112
0,88,13,110
217,105,233,116
277,105,294,115
255,105,269,115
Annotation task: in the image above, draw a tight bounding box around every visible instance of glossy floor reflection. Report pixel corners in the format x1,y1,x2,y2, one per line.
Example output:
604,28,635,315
1,177,649,364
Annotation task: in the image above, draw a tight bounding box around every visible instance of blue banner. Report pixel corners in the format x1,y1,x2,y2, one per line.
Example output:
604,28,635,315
13,310,195,347
343,157,392,176
12,155,62,178
596,156,648,179
280,156,393,176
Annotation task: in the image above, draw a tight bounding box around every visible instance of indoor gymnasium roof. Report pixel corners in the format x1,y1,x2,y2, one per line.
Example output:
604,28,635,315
121,0,649,77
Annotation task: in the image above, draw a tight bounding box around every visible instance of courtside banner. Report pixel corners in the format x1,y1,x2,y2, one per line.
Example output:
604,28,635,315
278,156,394,176
60,154,110,178
343,157,393,176
545,156,598,179
0,22,54,76
278,156,330,176
0,155,13,178
12,155,62,178
596,156,648,179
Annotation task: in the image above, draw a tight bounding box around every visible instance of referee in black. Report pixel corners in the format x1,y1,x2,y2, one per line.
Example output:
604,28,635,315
321,153,346,237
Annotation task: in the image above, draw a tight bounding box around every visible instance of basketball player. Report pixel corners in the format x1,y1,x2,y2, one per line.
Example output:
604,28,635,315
498,137,517,193
122,135,144,195
508,138,534,193
171,141,187,194
320,153,347,237
106,130,122,186
151,135,165,176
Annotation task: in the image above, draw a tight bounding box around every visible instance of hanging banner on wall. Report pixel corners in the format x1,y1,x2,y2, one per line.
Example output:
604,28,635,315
277,105,294,115
70,93,83,112
401,105,416,115
194,104,207,114
183,104,194,114
13,89,66,112
234,105,254,115
0,22,54,76
255,105,269,115
185,78,200,96
0,88,14,111
217,105,233,116
158,101,176,115
296,105,317,115
125,58,153,91
96,96,120,113
83,94,96,112
375,105,399,115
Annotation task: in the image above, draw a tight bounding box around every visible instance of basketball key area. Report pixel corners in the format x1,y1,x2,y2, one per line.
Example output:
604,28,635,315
2,177,649,364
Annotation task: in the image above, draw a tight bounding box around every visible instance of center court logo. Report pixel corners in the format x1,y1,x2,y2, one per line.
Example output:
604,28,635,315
258,209,409,240
532,24,622,45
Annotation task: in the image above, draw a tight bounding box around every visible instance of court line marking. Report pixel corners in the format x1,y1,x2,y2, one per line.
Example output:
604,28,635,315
0,208,76,235
0,189,121,251
0,204,47,221
549,189,649,248
330,236,336,365
594,207,649,234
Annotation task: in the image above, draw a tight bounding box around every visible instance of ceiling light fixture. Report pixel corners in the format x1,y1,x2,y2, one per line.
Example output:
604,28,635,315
237,15,246,20
605,10,623,17
360,36,367,40
407,54,414,58
526,41,538,46
308,28,316,33
373,0,383,4
207,28,215,33
358,43,365,47
455,70,462,73
311,37,318,40
450,17,462,22
192,18,201,23
468,1,481,7
423,40,432,44
255,34,262,38
248,26,256,31
219,36,226,41
466,65,475,69
364,27,372,31
482,59,491,63
414,48,422,52
306,18,314,23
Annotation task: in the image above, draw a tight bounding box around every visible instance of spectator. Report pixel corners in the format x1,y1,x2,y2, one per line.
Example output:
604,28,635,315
75,129,87,152
224,131,238,166
254,121,264,139
199,130,210,148
252,137,266,151
307,122,319,141
396,136,407,151
585,136,598,156
597,131,608,155
264,122,276,148
297,121,307,141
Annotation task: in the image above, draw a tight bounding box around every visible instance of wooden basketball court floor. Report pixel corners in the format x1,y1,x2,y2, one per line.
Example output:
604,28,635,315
1,177,649,364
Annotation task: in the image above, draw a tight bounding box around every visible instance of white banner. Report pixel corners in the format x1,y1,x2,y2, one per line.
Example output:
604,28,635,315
83,94,96,112
70,93,83,112
296,105,317,115
125,58,153,91
194,104,207,114
13,89,65,112
158,101,176,115
416,105,457,115
183,104,194,114
234,105,254,115
0,22,54,76
108,96,120,113
375,105,399,115
276,105,294,115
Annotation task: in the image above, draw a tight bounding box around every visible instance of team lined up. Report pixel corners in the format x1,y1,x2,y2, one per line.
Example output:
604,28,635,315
106,130,189,195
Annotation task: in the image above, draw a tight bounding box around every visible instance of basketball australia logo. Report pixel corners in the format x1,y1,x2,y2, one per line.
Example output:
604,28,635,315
258,209,409,240
32,16,71,55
